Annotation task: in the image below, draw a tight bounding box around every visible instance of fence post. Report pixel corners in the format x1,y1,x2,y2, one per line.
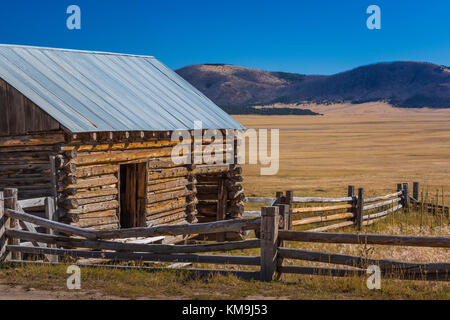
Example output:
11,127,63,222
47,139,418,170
4,188,20,261
260,206,279,282
348,185,355,198
413,182,419,204
275,204,289,279
275,191,283,203
356,188,364,230
403,183,410,212
285,190,294,230
348,185,356,220
45,197,59,263
275,204,289,246
49,155,59,213
0,192,5,262
397,183,403,206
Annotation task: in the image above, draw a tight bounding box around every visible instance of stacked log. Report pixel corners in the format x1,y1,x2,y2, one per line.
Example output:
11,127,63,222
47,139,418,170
146,161,197,244
58,139,191,231
0,133,64,199
196,167,223,223
227,165,245,219
59,161,120,230
186,164,198,224
146,162,193,228
195,164,244,240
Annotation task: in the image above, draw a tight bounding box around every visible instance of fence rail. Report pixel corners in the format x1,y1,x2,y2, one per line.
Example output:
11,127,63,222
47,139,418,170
5,229,261,254
293,196,353,203
364,191,402,204
278,230,450,248
5,208,261,240
17,197,46,209
6,245,261,266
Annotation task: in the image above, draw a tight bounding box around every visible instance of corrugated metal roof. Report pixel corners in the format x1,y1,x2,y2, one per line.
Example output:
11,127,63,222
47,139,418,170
0,44,244,132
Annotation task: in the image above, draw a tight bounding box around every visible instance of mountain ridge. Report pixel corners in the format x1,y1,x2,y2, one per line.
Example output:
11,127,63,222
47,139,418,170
176,61,450,111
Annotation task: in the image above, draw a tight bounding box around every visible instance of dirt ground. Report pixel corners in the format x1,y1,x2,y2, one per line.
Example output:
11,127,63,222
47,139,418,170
0,278,289,300
0,279,119,300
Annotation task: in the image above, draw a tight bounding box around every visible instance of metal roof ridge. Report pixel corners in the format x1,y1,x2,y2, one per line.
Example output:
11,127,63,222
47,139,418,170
0,44,155,59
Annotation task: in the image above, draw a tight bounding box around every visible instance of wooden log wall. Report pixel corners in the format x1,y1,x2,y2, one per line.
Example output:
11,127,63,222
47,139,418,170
57,138,189,231
146,163,193,229
194,164,244,241
0,132,65,199
57,134,242,235
0,129,244,238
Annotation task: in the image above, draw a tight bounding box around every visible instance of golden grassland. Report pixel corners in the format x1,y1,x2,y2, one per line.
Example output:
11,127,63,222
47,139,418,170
0,104,449,299
235,103,450,201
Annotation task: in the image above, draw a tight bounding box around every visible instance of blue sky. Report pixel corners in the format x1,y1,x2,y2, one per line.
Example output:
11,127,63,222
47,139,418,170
0,0,448,75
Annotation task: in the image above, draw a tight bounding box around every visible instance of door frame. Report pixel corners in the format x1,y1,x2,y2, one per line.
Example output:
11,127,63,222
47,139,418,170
118,161,148,228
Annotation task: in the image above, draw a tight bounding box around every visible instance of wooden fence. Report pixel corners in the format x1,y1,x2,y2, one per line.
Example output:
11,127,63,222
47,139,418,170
0,184,449,282
409,182,450,218
246,182,417,231
273,204,450,282
0,187,262,279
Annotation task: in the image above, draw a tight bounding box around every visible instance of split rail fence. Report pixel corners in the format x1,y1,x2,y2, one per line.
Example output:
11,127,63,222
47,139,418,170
246,182,432,231
0,183,449,282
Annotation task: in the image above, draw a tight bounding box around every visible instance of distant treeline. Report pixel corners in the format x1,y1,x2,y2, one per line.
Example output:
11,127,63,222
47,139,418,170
396,94,450,109
220,105,321,116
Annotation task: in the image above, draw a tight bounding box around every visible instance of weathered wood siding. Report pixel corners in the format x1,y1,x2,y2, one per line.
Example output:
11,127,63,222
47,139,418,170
0,132,65,199
0,78,61,136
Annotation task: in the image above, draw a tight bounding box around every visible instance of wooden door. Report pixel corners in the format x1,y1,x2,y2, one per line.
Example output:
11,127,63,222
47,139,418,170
119,162,147,228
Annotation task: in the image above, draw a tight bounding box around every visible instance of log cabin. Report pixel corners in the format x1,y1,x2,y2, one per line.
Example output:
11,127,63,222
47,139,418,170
0,45,245,243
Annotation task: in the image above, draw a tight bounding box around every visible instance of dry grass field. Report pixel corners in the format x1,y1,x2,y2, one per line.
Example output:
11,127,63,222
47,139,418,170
235,102,450,202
